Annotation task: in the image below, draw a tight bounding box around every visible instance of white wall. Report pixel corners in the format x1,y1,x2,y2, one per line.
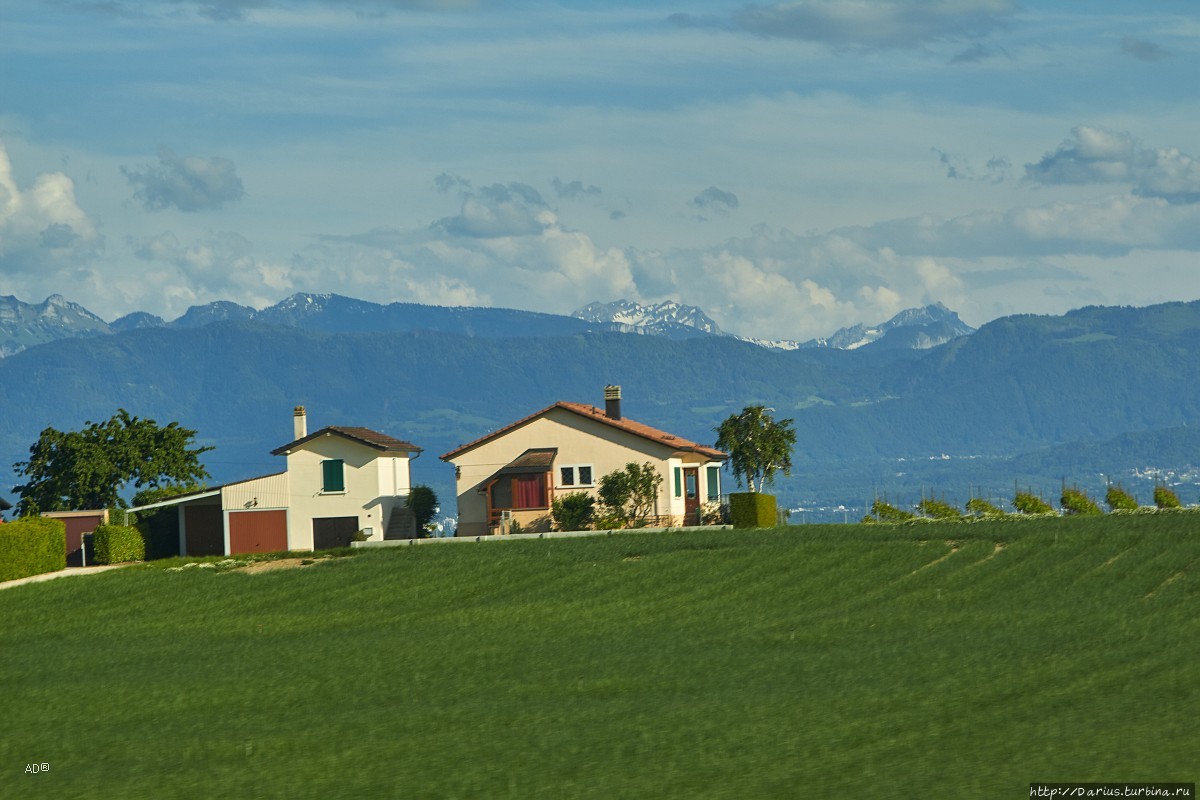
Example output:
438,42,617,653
283,434,411,549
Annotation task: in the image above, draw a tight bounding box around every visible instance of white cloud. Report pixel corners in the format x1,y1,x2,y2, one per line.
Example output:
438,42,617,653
122,148,246,212
1025,126,1200,204
690,186,740,216
432,182,551,238
0,141,103,280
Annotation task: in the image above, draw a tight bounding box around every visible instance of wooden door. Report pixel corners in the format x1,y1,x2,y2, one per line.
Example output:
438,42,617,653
683,468,700,525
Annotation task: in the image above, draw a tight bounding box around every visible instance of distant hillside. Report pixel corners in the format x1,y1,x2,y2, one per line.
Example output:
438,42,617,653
4,299,1200,516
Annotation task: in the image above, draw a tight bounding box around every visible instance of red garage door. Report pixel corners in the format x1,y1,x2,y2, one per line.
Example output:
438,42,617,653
229,510,288,555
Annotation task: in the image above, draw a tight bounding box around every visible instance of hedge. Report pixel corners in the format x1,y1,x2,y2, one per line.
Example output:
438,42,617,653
729,492,777,528
93,524,145,565
0,517,66,582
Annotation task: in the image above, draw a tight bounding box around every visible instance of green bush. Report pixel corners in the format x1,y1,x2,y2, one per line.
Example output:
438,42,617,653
0,516,66,582
1105,485,1139,512
1154,485,1182,509
965,497,1005,517
407,486,439,536
868,498,915,523
551,491,595,531
1013,491,1054,515
93,524,145,564
593,514,625,531
729,492,777,528
918,497,962,520
1061,487,1102,516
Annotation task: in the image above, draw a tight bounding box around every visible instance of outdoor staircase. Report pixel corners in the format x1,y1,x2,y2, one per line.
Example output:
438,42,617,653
385,505,417,540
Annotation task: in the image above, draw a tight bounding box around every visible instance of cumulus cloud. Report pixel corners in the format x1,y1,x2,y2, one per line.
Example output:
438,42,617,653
310,178,637,315
0,142,103,279
1026,126,1200,204
122,147,246,212
690,186,740,216
432,182,552,238
552,177,602,200
729,0,1017,49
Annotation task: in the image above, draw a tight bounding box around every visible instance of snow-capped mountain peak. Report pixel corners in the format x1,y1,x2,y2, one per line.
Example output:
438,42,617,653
573,300,723,337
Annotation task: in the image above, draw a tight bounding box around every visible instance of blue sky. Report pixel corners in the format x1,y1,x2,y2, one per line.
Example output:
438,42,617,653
2,0,1199,340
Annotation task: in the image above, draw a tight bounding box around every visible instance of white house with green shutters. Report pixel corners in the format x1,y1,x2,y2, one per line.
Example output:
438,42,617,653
129,406,422,556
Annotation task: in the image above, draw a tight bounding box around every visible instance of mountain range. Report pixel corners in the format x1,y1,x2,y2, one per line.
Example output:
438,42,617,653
0,293,975,360
2,293,1199,519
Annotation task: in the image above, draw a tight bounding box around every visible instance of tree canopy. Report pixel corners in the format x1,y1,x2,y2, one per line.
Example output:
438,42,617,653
12,409,211,516
714,405,796,493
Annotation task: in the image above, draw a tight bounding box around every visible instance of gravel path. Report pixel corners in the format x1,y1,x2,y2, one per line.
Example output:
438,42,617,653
0,564,131,591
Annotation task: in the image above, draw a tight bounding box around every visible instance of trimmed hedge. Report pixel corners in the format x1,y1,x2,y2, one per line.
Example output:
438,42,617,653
0,517,66,582
93,524,145,565
729,492,777,529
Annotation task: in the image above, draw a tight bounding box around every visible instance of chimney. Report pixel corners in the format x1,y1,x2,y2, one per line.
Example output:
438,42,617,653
604,385,622,420
293,406,307,439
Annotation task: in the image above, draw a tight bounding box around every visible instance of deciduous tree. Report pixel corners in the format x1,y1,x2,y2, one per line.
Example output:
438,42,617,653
714,405,796,493
12,410,211,516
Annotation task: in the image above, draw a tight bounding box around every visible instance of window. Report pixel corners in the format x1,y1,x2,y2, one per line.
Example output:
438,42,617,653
321,459,345,493
706,466,721,501
514,474,548,509
558,464,594,487
491,473,549,510
673,466,682,498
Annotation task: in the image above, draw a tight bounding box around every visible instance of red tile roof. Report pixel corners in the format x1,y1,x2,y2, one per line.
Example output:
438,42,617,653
271,426,421,456
440,402,727,461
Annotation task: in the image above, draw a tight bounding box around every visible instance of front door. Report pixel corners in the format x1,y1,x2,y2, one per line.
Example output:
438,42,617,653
683,468,700,525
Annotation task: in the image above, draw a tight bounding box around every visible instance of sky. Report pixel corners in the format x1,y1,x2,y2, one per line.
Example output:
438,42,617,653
2,0,1199,341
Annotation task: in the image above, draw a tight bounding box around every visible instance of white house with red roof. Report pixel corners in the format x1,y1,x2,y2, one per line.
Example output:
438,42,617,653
131,406,422,556
440,386,728,537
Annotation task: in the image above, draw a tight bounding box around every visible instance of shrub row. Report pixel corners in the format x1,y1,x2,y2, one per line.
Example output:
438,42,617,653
93,524,145,564
0,517,66,582
862,483,1186,523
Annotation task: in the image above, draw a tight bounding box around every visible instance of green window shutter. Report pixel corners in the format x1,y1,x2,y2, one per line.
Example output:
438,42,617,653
674,466,682,498
707,466,721,501
322,459,345,492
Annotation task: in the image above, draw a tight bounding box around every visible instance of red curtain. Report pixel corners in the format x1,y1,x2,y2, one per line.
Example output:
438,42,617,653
514,474,546,508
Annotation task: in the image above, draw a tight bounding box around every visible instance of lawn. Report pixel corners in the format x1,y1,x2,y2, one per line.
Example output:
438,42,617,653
2,515,1198,798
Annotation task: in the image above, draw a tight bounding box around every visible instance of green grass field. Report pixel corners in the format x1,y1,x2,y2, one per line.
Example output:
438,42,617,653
3,516,1198,799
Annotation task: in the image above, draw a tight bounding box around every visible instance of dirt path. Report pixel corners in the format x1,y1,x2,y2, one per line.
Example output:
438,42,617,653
0,564,131,591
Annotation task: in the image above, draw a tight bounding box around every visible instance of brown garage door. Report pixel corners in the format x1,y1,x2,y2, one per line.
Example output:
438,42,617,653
184,505,224,557
229,510,288,555
312,516,359,551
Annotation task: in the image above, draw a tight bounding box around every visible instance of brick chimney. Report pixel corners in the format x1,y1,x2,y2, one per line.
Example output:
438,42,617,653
604,385,622,420
293,405,307,440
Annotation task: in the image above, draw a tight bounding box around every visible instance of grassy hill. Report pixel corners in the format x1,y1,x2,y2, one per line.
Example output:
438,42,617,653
3,517,1197,798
